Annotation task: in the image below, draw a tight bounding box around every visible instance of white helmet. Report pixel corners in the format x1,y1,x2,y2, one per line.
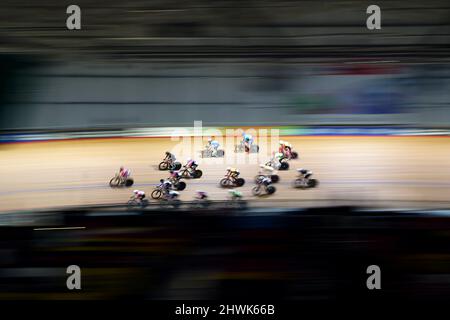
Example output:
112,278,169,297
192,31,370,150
133,190,139,194
208,137,212,142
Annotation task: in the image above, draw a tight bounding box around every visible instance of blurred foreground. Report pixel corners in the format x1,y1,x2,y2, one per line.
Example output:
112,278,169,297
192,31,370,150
0,205,449,300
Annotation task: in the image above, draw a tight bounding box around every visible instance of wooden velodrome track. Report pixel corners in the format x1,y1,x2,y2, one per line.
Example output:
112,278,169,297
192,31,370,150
1,136,449,212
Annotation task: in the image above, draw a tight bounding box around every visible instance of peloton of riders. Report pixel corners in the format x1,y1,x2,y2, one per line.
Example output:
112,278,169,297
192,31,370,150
125,135,302,204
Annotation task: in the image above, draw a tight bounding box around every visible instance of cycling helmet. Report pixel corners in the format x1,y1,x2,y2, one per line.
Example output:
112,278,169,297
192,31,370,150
229,189,242,196
196,190,208,199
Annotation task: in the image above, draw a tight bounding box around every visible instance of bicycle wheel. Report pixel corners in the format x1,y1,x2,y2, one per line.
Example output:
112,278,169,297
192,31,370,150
109,177,120,187
236,178,245,187
151,189,163,199
252,186,262,196
158,161,169,170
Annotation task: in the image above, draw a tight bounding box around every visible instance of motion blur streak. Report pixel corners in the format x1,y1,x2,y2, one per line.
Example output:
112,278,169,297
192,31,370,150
0,136,449,213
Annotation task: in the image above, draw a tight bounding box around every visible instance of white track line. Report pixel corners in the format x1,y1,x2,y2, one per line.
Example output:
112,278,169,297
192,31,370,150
33,226,86,231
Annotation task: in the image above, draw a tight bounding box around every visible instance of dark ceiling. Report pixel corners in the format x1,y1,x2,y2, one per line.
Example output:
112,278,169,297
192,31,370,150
0,0,449,62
